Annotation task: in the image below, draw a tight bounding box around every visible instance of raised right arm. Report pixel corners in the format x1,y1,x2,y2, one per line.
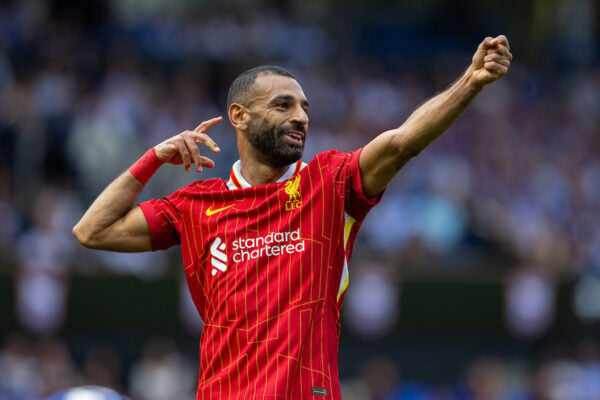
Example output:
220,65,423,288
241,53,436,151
72,116,223,252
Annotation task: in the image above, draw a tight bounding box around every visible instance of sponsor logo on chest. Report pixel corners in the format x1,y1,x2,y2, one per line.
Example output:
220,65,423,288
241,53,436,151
209,229,305,276
209,237,227,276
207,174,306,276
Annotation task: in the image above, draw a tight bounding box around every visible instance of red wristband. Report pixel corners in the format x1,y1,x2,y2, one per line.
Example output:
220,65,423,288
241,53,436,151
129,148,163,185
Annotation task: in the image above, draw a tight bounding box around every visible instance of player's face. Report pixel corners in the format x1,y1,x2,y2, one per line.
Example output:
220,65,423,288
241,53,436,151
246,75,310,168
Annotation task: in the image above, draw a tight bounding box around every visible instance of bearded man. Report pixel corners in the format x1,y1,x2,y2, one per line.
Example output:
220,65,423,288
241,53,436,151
73,35,512,399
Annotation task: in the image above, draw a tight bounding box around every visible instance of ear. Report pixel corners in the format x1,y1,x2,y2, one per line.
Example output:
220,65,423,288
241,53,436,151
229,103,250,130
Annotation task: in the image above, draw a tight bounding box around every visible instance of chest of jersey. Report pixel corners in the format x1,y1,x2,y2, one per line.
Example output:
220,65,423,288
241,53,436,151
181,167,347,324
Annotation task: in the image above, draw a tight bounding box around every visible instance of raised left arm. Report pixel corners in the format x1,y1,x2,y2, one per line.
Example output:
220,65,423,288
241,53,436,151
359,35,512,197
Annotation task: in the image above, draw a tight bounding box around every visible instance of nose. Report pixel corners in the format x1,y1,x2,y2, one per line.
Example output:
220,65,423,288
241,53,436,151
291,105,309,126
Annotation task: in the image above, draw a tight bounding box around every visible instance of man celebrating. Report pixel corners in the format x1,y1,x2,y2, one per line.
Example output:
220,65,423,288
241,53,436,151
73,36,512,399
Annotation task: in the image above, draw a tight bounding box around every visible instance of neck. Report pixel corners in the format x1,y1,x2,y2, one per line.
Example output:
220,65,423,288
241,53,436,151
239,155,291,186
236,130,294,186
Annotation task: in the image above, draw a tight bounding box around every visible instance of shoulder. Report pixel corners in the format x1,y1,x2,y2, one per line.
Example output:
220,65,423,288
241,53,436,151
309,149,350,165
166,177,226,200
307,149,362,171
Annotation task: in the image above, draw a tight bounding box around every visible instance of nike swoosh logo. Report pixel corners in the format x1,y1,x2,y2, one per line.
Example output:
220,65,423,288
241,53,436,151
205,204,236,216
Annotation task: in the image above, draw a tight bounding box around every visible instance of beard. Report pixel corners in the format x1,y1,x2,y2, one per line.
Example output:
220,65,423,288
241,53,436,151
247,118,305,168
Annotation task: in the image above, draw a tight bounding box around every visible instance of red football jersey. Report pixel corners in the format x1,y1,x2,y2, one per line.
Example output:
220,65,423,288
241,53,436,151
139,149,382,399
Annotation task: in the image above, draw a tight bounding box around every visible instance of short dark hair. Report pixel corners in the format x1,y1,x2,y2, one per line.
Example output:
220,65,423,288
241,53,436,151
226,65,296,110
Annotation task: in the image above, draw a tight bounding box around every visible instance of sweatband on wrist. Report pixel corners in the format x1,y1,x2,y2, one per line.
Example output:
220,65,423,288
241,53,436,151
129,148,163,185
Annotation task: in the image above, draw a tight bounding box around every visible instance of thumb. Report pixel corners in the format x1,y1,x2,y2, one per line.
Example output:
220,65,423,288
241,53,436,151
472,36,493,69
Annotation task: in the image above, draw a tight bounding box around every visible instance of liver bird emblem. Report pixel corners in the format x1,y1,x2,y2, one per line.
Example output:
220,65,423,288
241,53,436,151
285,175,301,202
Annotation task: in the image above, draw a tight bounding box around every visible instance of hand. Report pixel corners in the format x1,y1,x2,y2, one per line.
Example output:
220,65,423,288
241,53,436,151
155,116,223,172
471,35,512,87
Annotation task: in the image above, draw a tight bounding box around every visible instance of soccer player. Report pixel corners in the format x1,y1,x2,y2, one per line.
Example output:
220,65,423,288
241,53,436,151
73,36,512,399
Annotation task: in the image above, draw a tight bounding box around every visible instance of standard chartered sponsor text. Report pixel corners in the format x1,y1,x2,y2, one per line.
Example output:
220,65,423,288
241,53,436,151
231,229,305,262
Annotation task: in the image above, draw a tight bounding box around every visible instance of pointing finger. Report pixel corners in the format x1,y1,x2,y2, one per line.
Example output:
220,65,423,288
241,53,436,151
193,117,223,153
194,116,223,133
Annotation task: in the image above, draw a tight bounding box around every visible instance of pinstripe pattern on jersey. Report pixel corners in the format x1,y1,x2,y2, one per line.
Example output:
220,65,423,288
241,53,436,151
138,149,381,400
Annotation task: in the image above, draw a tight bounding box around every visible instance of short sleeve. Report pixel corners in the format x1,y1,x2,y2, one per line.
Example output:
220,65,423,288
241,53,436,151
327,148,385,223
138,197,181,251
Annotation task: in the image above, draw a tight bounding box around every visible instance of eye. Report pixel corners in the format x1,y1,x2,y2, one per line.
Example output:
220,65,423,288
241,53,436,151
276,102,289,109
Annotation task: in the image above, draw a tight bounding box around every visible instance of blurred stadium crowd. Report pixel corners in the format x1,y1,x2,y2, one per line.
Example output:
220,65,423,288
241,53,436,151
2,331,600,399
0,0,599,399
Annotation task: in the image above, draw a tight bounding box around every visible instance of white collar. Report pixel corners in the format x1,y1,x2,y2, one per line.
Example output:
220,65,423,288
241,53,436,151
226,159,306,190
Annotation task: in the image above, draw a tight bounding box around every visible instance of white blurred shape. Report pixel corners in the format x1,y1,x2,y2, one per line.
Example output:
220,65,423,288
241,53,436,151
505,268,554,338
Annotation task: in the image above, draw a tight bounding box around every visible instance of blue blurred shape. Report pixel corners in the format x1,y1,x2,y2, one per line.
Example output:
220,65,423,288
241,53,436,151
45,386,132,400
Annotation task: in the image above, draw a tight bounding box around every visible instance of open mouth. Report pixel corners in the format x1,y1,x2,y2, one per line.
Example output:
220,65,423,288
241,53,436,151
284,130,305,146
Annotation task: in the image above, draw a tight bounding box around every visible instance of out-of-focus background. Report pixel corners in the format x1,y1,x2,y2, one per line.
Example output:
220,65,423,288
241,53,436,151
0,0,599,399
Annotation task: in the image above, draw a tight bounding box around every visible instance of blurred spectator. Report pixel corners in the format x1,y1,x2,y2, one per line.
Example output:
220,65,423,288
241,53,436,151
36,337,78,396
343,261,400,339
16,185,79,335
504,266,555,339
341,357,400,400
0,334,77,399
128,336,195,400
463,356,509,400
80,343,124,392
0,333,42,399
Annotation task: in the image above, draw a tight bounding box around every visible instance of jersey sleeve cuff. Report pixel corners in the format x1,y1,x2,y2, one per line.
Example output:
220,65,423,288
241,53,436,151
352,147,385,206
138,200,179,251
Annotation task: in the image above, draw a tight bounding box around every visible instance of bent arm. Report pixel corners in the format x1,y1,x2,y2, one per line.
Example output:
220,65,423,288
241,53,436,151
359,35,512,197
73,116,223,252
72,172,152,252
